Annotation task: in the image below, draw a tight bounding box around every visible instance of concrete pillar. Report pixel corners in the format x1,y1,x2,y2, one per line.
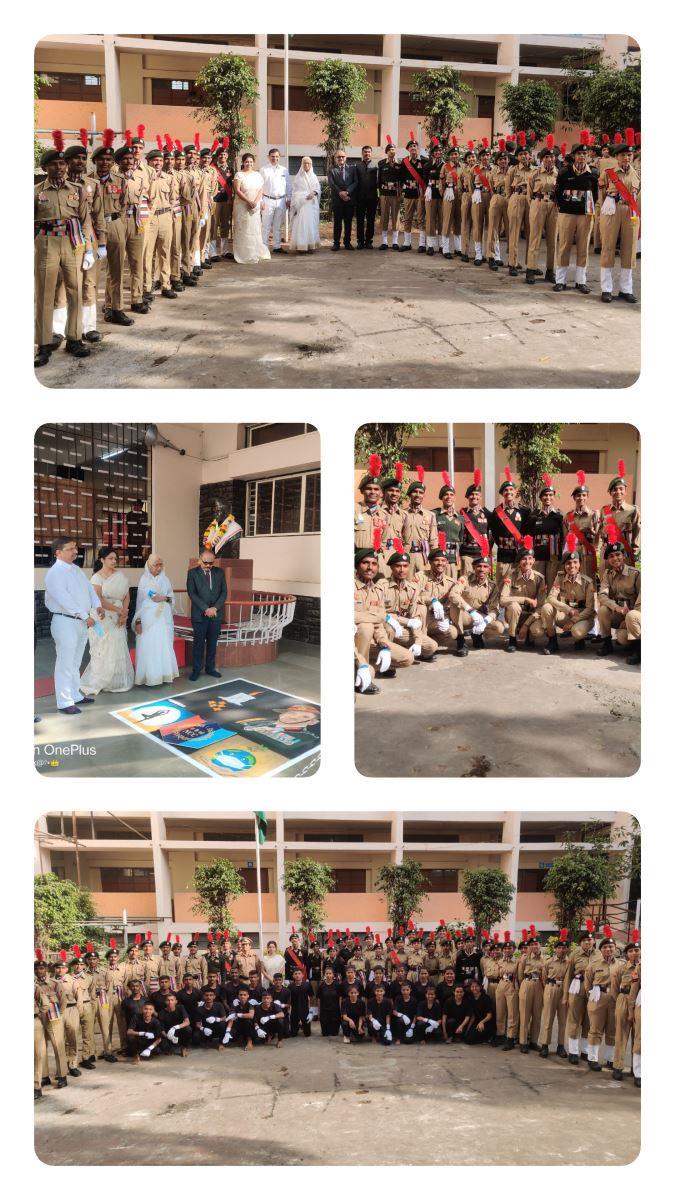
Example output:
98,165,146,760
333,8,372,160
34,816,51,875
103,35,123,132
276,812,286,941
484,422,496,509
255,34,268,154
150,813,172,939
495,35,520,136
381,34,401,148
501,812,521,934
603,36,629,67
392,810,403,864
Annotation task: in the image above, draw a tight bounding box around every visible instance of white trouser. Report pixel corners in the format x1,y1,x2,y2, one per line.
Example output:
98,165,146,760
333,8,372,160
53,307,67,338
261,197,286,248
51,614,89,709
633,1052,641,1079
83,303,97,334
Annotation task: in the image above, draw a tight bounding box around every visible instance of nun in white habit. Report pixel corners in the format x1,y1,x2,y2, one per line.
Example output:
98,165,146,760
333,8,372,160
133,554,180,687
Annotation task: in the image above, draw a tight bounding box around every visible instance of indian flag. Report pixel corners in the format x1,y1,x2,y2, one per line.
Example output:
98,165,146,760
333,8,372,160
255,812,267,845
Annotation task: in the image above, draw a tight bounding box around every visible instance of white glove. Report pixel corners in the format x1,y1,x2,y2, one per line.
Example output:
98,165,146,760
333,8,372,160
469,609,481,626
569,978,581,996
589,985,601,1003
438,619,450,633
601,196,616,216
407,617,422,631
249,998,260,1006
472,618,487,635
355,664,371,692
168,1025,178,1039
426,1019,439,1031
141,1031,154,1039
485,614,494,625
232,999,239,1007
425,187,432,201
405,1026,414,1038
370,1018,381,1031
140,1047,152,1058
96,245,107,260
482,976,489,992
202,1027,212,1037
200,217,207,227
384,1028,392,1042
206,1016,216,1024
400,1013,411,1026
259,1015,269,1025
386,614,404,638
222,1032,232,1044
376,648,391,673
431,600,444,621
411,643,421,658
82,250,95,271
472,188,482,204
273,999,284,1008
255,1026,267,1039
443,188,454,202
368,971,375,982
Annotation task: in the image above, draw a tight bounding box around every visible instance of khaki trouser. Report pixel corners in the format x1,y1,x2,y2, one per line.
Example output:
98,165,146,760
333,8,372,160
496,981,519,1039
103,215,129,311
540,604,594,641
565,991,589,1041
599,205,638,269
633,1000,640,1054
612,993,633,1070
399,196,424,233
450,607,505,638
425,198,442,238
143,212,172,292
408,552,430,576
519,978,544,1045
495,561,515,585
63,1004,81,1069
556,213,593,268
507,192,529,266
527,198,557,270
534,559,560,590
35,1016,47,1087
380,195,399,233
216,198,233,240
460,193,473,256
35,233,83,346
80,999,96,1060
587,990,614,1047
470,193,490,249
171,215,183,280
386,621,438,659
598,606,641,643
354,622,414,668
504,602,547,640
108,995,127,1051
200,206,215,257
539,981,567,1047
441,195,458,239
486,195,508,259
41,1012,68,1079
427,615,459,647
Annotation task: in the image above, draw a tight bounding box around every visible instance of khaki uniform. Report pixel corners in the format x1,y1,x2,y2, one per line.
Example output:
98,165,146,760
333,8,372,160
103,963,128,1052
405,951,425,982
53,173,107,336
419,570,459,646
437,950,456,975
157,954,181,990
90,965,111,1053
585,957,616,1061
495,958,519,1039
354,576,414,668
142,953,162,993
35,995,47,1088
538,956,569,1048
124,955,148,993
598,564,641,643
55,972,83,1068
540,571,596,640
166,170,183,282
423,953,441,984
459,167,475,257
482,956,501,1006
199,163,218,259
564,948,600,1052
91,169,131,313
235,950,260,982
73,968,96,1059
629,965,641,1078
598,502,640,564
449,574,505,639
440,165,461,247
187,164,207,269
144,170,174,292
380,505,405,576
517,954,545,1046
612,959,639,1071
598,164,640,269
527,166,558,271
171,951,186,986
383,576,437,657
354,503,387,574
112,165,147,305
506,164,533,266
34,178,89,347
500,569,547,639
35,977,68,1080
486,167,509,261
469,165,492,255
183,952,208,985
564,507,600,580
402,508,439,575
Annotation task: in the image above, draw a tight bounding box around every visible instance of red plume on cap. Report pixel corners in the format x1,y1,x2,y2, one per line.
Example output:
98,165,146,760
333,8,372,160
636,132,641,146
392,537,404,554
52,130,65,153
399,925,404,936
504,931,511,942
576,469,586,486
529,130,536,142
431,137,440,147
109,937,117,950
156,133,163,150
137,124,146,140
541,473,552,488
375,932,381,943
223,929,229,939
521,929,528,941
481,929,489,939
493,931,500,942
73,944,81,959
59,949,67,962
474,468,481,487
602,132,610,144
408,919,414,929
175,138,183,153
387,928,392,937
346,927,351,936
521,534,534,552
35,947,44,961
517,130,526,147
223,135,230,149
354,935,360,945
167,932,172,942
368,453,382,477
585,918,595,933
372,527,382,552
580,129,590,145
79,128,88,149
409,130,415,140
211,137,220,153
386,134,393,145
560,928,569,942
498,137,506,152
125,129,133,148
195,132,201,151
415,465,425,483
467,926,474,938
631,929,640,943
614,132,622,144
603,924,612,939
546,133,555,151
135,933,141,945
102,128,115,150
560,141,567,157
291,925,296,935
451,134,457,148
164,134,174,152
442,470,452,487
529,924,536,933
467,139,475,151
438,532,447,551
605,518,622,545
395,461,404,482
482,136,489,148
504,466,512,483
588,133,595,145
309,931,316,943
146,931,152,941
86,941,93,953
175,935,181,944
207,931,214,943
565,532,578,554
618,459,626,477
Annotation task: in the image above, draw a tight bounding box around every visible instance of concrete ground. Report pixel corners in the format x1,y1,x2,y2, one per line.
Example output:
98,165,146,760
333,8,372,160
37,226,640,389
355,639,640,777
34,639,320,778
34,1032,640,1166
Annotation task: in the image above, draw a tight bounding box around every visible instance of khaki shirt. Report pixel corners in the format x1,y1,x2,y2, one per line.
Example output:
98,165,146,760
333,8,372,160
142,954,162,987
497,959,518,988
547,572,596,623
598,164,640,202
55,972,83,1012
183,953,208,984
382,577,423,622
449,573,501,616
529,166,558,199
35,977,63,1018
104,965,128,999
543,956,569,985
381,505,405,549
420,569,456,609
354,502,386,550
88,170,127,221
147,170,174,216
599,502,640,555
518,956,545,984
114,166,147,209
598,564,640,613
482,959,501,985
459,167,475,194
564,507,600,554
489,167,510,197
354,577,388,635
584,958,614,992
34,177,89,229
564,949,601,998
500,569,546,613
405,952,425,981
507,164,533,195
402,508,439,557
440,163,460,193
235,950,260,981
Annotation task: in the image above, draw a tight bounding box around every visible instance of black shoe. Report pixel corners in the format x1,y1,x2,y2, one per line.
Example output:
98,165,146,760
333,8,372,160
400,244,411,252
460,254,470,262
365,242,374,249
455,636,468,658
420,653,437,663
553,282,567,292
35,1089,43,1100
390,243,399,251
80,1058,95,1069
375,667,397,679
143,293,154,304
205,668,222,678
581,1052,588,1061
542,635,559,655
493,1035,506,1048
418,245,426,253
596,637,613,656
56,1076,67,1088
201,260,213,269
332,244,340,251
544,269,556,283
612,1068,623,1081
65,340,91,358
626,640,641,665
189,671,201,682
529,1041,539,1052
210,254,223,262
360,683,380,695
471,633,486,649
505,637,517,653
68,1068,82,1078
443,252,453,259
78,696,95,704
534,268,543,276
539,1045,549,1058
473,257,484,266
589,1061,601,1072
634,1077,641,1088
35,345,52,368
502,1038,515,1051
520,1044,529,1054
107,309,134,326
379,244,388,251
152,279,162,290
594,246,601,254
104,1053,118,1063
488,258,498,271
525,269,536,284
192,266,203,277
344,244,355,251
556,1045,567,1058
58,705,81,715
41,1076,51,1087
83,330,101,343
131,302,150,314
51,333,64,348
575,282,591,294
426,247,435,256
509,266,518,277
171,279,185,292
161,288,178,299
601,291,613,303
618,291,637,304
568,1053,579,1065
182,274,198,287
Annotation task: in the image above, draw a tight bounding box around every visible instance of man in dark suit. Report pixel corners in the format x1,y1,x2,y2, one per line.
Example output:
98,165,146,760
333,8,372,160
186,548,227,682
328,151,358,250
354,145,379,249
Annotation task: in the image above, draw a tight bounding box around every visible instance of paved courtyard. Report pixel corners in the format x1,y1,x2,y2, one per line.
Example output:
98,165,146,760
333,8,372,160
356,639,640,777
37,228,640,390
34,1032,639,1167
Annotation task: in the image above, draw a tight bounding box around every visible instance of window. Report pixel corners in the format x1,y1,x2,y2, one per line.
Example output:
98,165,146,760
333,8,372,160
518,868,550,893
245,423,316,448
100,867,155,893
34,423,152,568
333,869,367,892
399,91,425,116
246,471,320,536
562,449,601,474
151,77,199,106
406,833,460,843
306,833,364,842
407,446,475,472
270,84,314,112
239,868,270,892
37,72,102,101
477,95,495,118
421,868,459,893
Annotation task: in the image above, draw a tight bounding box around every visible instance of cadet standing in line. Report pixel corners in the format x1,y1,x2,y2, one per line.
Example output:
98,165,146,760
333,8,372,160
103,941,128,1055
611,930,640,1081
398,137,427,252
113,140,149,314
213,139,234,259
488,467,530,584
53,136,107,345
143,147,177,300
506,137,533,276
448,556,504,656
486,145,510,269
538,932,569,1058
539,535,596,654
553,139,598,293
564,921,599,1064
598,463,641,563
84,947,118,1063
529,475,565,589
525,136,558,285
459,471,491,577
517,936,545,1053
162,137,184,293
584,930,617,1070
596,536,641,664
433,474,465,580
500,538,548,652
379,464,406,575
423,140,444,255
378,138,402,250
494,937,519,1050
440,148,460,258
564,472,600,582
34,954,68,1093
52,951,85,1076
71,946,97,1068
91,131,135,327
459,147,478,261
382,546,438,662
402,468,439,575
470,143,492,265
598,138,640,304
355,458,387,572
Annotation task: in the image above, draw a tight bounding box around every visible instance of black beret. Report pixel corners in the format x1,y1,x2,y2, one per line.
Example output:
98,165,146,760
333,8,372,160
355,547,378,567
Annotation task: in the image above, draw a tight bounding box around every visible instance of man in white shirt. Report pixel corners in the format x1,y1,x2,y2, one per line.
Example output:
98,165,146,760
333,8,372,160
44,537,104,714
260,149,291,253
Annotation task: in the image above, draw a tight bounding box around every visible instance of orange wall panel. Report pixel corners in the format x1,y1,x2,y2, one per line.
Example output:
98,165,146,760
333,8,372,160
90,892,157,919
398,116,493,148
124,104,254,147
267,110,379,148
37,99,107,135
515,893,555,924
174,892,277,923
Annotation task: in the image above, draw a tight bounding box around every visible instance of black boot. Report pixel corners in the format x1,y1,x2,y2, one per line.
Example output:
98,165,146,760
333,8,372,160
35,345,53,368
508,266,518,277
488,258,498,271
544,268,555,282
539,1045,549,1058
634,1077,641,1088
65,340,91,358
626,639,641,665
455,634,468,658
104,1053,118,1063
80,1058,95,1069
556,1044,567,1058
471,633,485,649
502,1037,515,1051
131,302,150,314
68,1067,81,1077
171,278,185,292
106,309,134,326
520,1043,529,1053
612,1068,623,1081
525,268,536,284
375,668,397,679
505,636,517,653
553,282,567,292
575,282,591,294
568,1053,579,1064
542,634,559,655
35,1088,42,1100
460,253,470,263
596,636,613,656
83,330,101,342
56,1076,67,1088
161,287,178,299
182,273,198,286
589,1060,601,1072
601,291,613,303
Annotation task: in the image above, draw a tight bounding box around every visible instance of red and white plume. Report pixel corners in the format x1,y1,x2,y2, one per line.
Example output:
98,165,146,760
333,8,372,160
517,130,526,147
521,534,534,552
386,134,393,145
541,473,552,488
504,466,512,483
137,124,146,140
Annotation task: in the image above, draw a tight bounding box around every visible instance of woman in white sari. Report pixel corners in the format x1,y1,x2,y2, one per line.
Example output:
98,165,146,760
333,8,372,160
80,548,134,696
133,553,179,687
290,157,321,253
232,154,271,264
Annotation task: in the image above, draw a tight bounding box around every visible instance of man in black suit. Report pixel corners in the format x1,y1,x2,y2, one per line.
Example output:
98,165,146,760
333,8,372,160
354,145,379,249
328,151,357,250
186,548,227,682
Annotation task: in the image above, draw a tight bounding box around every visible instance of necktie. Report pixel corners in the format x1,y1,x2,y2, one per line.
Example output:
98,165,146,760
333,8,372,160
342,167,345,182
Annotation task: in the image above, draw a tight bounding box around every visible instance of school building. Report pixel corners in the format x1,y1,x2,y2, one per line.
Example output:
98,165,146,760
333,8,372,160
35,34,639,167
34,810,638,947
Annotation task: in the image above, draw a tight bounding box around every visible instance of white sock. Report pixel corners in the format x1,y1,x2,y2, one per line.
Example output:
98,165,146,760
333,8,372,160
404,231,412,247
555,266,567,285
392,232,399,246
575,265,587,284
52,307,67,338
442,236,450,252
454,235,461,252
193,250,201,267
494,239,501,260
411,643,421,658
568,1037,579,1056
588,1044,599,1063
600,267,613,292
419,233,426,247
620,267,633,294
474,241,483,259
82,303,97,334
381,233,388,246
633,1052,641,1079
636,238,641,253
580,1037,589,1055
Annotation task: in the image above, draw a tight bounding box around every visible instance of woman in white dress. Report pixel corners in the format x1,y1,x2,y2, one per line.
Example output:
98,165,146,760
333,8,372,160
232,154,271,264
290,157,321,253
80,548,134,695
133,553,179,687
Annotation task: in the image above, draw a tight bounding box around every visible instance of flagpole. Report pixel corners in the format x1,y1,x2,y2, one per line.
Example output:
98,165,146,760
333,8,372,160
284,33,290,244
254,814,264,958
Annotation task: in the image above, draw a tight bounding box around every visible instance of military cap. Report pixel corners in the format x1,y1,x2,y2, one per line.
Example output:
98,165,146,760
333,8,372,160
387,550,410,566
407,480,425,495
472,554,492,567
159,940,171,949
539,474,555,498
499,479,516,495
114,145,133,163
359,458,383,492
608,471,627,492
599,937,615,948
463,149,476,161
355,547,377,567
92,144,114,162
605,541,626,556
146,148,164,162
572,472,589,496
182,143,196,154
105,947,119,959
570,143,588,155
64,144,88,161
465,482,481,498
41,147,65,168
187,939,199,948
516,536,535,559
199,146,213,157
131,136,145,148
428,547,449,562
381,474,403,491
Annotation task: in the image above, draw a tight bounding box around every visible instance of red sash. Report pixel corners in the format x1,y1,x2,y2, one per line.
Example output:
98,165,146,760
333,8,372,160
566,513,597,574
462,511,489,558
602,505,634,562
389,950,401,966
402,157,426,192
494,506,523,544
286,947,307,978
473,168,492,193
605,169,640,217
215,169,232,198
444,167,459,188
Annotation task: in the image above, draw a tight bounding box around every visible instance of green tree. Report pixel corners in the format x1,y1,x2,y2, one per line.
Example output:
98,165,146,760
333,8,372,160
34,72,53,170
34,872,100,951
543,823,629,935
192,54,259,165
191,858,246,934
375,860,428,933
411,67,471,148
281,858,335,936
500,79,560,140
461,867,515,936
561,53,640,136
306,59,369,177
355,423,434,482
498,424,570,509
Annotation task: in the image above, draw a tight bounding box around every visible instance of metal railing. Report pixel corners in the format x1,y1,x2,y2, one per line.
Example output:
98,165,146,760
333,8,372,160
172,589,296,646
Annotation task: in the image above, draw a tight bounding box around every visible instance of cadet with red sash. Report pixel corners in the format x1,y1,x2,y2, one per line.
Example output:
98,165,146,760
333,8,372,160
470,143,492,265
564,471,600,581
553,137,597,293
598,133,640,304
488,467,530,583
459,470,491,577
433,473,465,580
398,137,427,252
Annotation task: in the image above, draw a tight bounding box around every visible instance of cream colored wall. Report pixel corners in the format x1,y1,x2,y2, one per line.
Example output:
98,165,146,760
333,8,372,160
200,430,320,484
240,535,320,597
151,426,204,588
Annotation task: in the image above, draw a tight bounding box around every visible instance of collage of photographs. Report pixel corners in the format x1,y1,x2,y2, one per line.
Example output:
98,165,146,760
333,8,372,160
27,24,651,1175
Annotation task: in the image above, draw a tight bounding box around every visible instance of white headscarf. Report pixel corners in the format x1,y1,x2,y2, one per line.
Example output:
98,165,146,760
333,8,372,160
292,161,320,210
136,557,174,622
